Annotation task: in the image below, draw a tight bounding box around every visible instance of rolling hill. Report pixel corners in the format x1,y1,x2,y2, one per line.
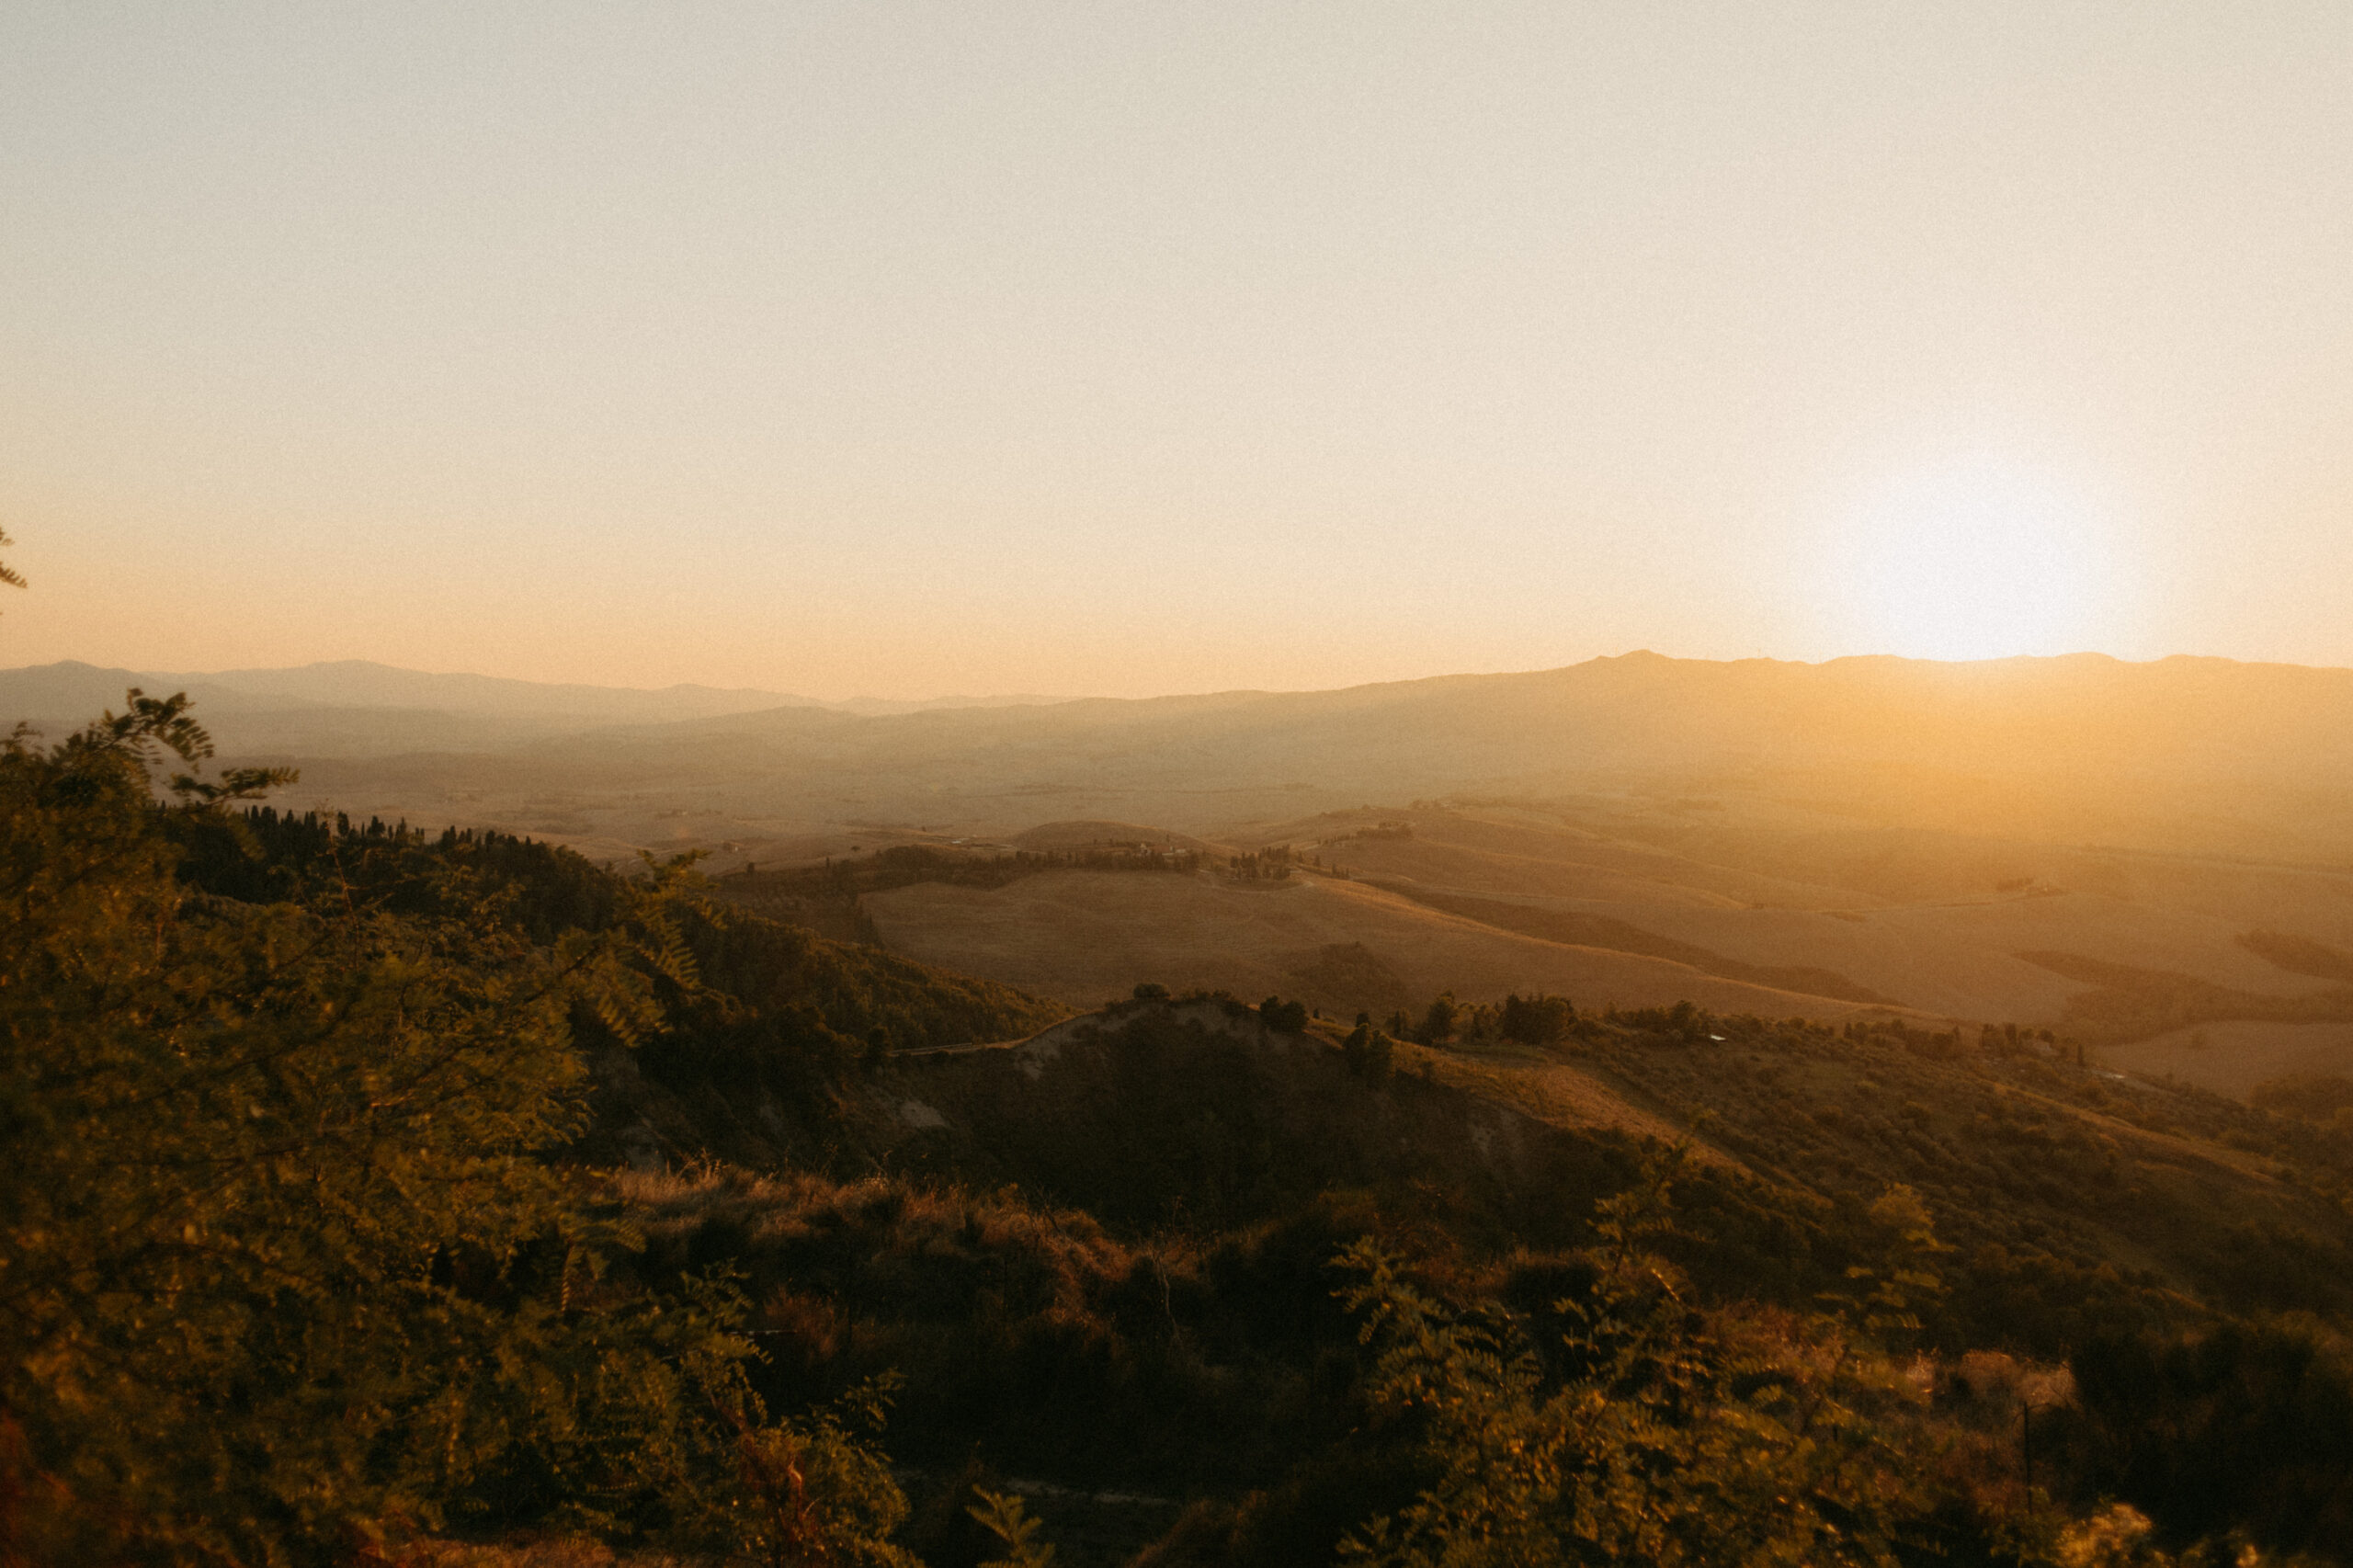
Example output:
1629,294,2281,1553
859,866,1900,1018
21,651,2353,1095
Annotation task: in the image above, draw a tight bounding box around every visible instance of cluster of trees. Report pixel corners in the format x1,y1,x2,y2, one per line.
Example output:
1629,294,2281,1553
1223,846,1296,881
1976,1020,2064,1055
1257,994,1312,1032
920,844,1203,877
176,806,632,940
1314,820,1413,846
1382,990,1579,1047
1393,997,1924,1051
1219,844,1361,881
733,841,1203,904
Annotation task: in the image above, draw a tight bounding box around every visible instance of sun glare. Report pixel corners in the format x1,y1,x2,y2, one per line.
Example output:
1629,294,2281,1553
1838,457,2119,662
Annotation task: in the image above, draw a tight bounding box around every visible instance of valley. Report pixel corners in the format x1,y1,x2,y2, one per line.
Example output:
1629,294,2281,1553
14,651,2353,1096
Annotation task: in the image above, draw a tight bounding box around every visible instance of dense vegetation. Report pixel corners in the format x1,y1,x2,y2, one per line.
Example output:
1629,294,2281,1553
10,691,2353,1564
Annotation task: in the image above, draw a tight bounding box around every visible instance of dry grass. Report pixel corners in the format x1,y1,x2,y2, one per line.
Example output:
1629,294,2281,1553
1409,1043,1722,1161
864,867,1889,1021
1277,806,2353,1025
2107,1019,2353,1100
846,800,2353,1059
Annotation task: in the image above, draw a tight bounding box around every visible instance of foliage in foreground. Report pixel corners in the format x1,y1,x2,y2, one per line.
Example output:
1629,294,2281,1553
0,695,911,1565
1329,1153,2009,1568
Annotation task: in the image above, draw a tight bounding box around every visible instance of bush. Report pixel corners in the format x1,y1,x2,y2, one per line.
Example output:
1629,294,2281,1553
1257,995,1309,1033
1497,992,1574,1046
2059,1320,2353,1557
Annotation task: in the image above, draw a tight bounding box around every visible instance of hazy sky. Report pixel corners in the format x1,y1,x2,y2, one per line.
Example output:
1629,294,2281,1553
4,3,2349,697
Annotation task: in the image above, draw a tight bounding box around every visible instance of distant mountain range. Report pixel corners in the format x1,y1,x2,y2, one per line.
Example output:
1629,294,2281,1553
0,658,1069,742
9,650,2353,863
566,648,2353,860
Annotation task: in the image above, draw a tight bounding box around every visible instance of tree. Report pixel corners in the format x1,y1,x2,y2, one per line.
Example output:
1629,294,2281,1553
1419,994,1458,1045
1260,994,1309,1032
0,525,21,601
1344,1018,1395,1085
1499,993,1574,1047
0,693,912,1564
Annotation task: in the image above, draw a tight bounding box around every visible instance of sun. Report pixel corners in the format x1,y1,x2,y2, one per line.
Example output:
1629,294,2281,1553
1837,457,2120,662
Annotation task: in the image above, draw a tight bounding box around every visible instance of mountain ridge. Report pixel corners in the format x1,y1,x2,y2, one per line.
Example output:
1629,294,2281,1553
0,656,1074,725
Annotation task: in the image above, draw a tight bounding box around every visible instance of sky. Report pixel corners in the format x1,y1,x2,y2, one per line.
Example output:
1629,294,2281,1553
3,2,2349,699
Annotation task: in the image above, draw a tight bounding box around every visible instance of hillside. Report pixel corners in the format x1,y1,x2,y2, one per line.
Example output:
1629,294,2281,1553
166,792,2353,1350
611,993,2353,1561
687,800,2353,1093
859,867,1902,1019
20,697,2353,1566
850,997,2353,1344
1259,803,2353,1024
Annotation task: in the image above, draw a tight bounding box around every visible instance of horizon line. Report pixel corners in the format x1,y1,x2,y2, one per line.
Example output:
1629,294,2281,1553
8,645,2349,714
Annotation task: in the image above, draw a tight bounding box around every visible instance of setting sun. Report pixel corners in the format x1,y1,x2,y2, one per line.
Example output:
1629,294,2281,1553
1842,458,2122,662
